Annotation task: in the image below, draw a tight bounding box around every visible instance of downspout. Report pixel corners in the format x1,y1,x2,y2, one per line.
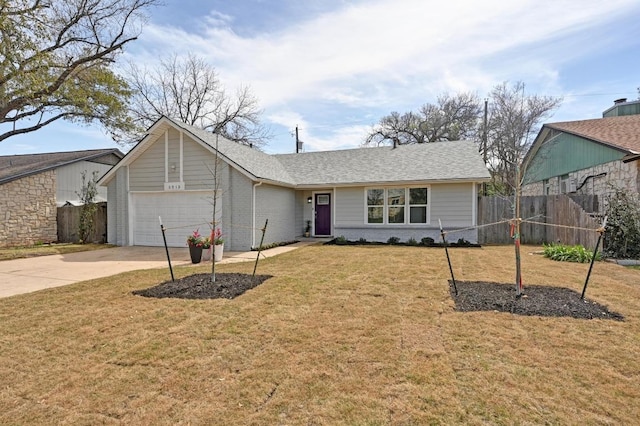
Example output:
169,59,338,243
252,181,263,248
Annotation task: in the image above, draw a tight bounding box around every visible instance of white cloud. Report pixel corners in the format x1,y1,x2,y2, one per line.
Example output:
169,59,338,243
128,0,640,152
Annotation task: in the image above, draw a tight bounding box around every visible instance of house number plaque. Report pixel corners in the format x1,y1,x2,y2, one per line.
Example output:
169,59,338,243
164,182,185,191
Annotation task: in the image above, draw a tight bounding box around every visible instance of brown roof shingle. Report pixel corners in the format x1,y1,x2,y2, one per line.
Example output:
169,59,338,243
0,149,123,184
546,115,640,154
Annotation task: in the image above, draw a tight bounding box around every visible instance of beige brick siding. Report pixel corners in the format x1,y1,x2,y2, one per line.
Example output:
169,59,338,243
0,170,57,247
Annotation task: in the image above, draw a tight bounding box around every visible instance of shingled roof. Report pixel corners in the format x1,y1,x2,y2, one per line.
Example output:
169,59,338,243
545,115,640,155
275,140,490,186
101,116,490,187
0,149,124,185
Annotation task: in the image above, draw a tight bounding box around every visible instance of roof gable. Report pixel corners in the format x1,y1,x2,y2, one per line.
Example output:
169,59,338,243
523,114,640,183
0,149,124,185
100,116,295,186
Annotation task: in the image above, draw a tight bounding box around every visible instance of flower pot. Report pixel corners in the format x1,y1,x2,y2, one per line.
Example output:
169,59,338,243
189,245,203,264
202,247,212,261
214,243,224,262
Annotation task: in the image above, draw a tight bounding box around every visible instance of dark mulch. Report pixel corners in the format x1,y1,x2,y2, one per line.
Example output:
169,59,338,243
326,240,481,248
449,280,624,321
133,273,273,300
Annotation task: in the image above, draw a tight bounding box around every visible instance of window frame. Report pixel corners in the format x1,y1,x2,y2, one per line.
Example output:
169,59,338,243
364,186,430,225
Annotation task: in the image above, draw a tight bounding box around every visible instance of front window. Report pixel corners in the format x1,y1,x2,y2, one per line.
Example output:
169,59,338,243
366,187,429,224
409,188,428,223
367,189,384,223
387,188,405,223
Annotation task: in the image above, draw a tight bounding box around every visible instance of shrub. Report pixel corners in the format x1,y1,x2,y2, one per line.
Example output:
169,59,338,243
407,237,418,246
387,236,400,245
335,235,348,245
456,238,471,246
358,237,367,243
76,170,99,244
543,243,601,263
420,237,435,246
604,188,640,259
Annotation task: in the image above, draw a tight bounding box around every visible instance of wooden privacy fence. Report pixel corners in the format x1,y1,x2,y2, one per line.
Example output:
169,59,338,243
478,195,600,248
57,202,107,243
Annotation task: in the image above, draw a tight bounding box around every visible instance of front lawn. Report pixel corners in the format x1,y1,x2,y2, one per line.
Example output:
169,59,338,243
0,245,638,424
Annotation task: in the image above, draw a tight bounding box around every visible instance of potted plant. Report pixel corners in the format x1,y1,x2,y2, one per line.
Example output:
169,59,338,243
187,229,204,263
304,220,312,237
201,236,212,261
212,228,224,262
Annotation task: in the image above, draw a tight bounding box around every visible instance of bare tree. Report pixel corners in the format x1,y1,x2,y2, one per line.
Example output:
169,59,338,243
0,0,157,142
364,92,482,146
484,81,562,195
120,53,270,147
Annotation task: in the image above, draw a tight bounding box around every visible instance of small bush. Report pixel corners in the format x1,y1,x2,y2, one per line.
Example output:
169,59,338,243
335,236,348,245
543,243,600,263
407,237,418,246
456,238,471,246
358,237,367,243
420,237,435,246
387,236,400,245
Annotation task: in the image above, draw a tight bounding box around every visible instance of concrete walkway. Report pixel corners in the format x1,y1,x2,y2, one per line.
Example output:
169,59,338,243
0,241,322,298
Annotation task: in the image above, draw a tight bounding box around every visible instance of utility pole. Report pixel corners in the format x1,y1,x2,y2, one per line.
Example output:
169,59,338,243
295,125,300,153
483,98,488,195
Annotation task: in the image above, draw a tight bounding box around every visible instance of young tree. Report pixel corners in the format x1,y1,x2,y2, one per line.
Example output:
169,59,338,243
484,82,562,196
0,0,157,142
119,53,270,148
364,92,482,146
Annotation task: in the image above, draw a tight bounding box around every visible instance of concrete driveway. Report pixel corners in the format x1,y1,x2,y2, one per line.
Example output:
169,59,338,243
0,242,318,298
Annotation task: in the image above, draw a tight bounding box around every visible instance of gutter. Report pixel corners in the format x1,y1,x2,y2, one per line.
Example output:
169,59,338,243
252,181,263,248
623,153,640,163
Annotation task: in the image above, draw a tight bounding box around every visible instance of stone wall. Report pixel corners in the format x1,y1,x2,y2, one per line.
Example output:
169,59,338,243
522,160,640,212
0,170,57,247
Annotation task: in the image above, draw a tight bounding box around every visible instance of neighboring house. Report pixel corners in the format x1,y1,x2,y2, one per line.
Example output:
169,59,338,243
522,99,640,207
0,149,124,247
98,116,490,251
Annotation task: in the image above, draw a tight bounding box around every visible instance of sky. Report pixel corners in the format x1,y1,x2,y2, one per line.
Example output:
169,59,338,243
2,0,640,156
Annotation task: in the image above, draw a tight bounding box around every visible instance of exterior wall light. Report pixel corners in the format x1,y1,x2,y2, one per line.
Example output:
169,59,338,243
307,196,312,204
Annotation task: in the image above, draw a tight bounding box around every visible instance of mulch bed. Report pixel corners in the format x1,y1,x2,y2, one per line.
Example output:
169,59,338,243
133,273,273,300
449,280,624,320
133,273,623,321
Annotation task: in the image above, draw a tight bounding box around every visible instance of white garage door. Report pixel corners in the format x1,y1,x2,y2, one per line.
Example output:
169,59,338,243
132,191,216,247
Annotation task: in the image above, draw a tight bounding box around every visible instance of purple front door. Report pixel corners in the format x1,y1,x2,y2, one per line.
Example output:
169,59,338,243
315,193,331,236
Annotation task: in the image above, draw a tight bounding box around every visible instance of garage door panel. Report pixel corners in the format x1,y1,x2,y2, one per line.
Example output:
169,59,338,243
132,192,215,247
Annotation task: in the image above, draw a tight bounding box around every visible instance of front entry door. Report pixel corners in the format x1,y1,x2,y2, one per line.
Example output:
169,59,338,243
315,193,331,236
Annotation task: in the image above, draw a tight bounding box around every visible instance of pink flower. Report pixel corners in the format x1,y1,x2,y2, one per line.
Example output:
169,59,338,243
187,229,204,247
212,228,224,245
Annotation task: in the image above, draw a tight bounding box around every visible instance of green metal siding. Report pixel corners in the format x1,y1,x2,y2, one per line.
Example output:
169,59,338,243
524,133,625,183
603,103,640,117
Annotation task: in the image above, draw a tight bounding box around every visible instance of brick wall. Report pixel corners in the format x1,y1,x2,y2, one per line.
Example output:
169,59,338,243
0,170,57,247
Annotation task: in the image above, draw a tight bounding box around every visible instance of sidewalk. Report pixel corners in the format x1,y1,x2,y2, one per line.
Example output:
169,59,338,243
0,241,323,298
